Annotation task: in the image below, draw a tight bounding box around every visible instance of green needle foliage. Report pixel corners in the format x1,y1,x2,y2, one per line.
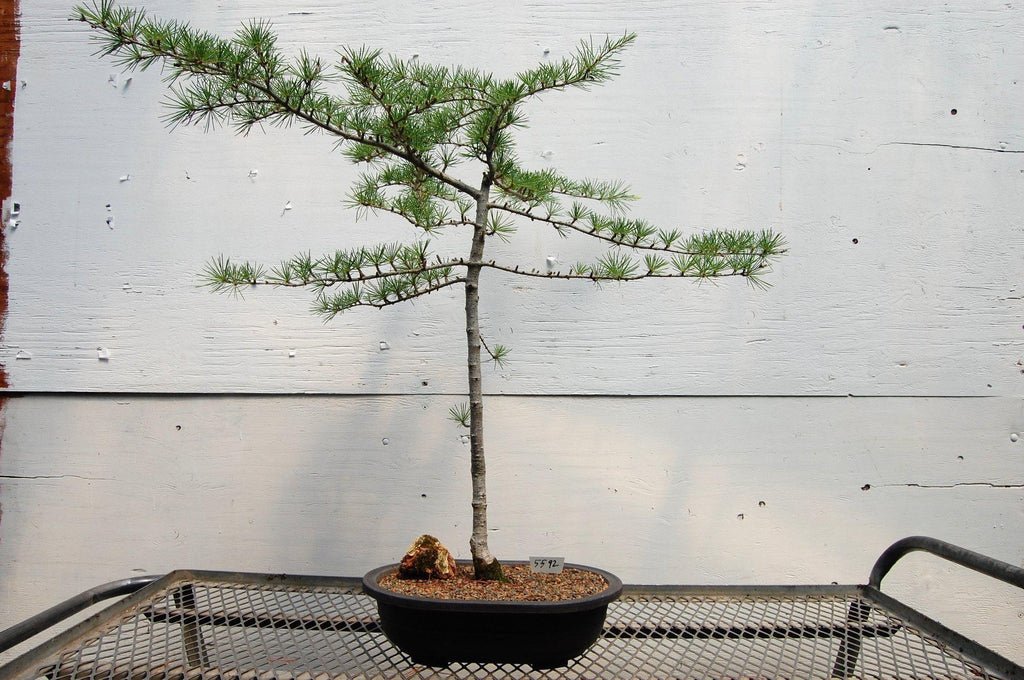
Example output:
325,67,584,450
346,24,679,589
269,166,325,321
75,1,786,581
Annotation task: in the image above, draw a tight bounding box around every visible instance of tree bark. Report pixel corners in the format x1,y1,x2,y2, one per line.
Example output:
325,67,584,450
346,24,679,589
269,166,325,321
466,173,504,581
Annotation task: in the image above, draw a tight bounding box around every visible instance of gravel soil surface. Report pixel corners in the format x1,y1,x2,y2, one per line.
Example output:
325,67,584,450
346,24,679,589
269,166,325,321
378,564,609,602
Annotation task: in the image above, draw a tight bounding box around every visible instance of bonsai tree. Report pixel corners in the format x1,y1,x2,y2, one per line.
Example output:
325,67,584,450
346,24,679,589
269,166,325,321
75,1,786,582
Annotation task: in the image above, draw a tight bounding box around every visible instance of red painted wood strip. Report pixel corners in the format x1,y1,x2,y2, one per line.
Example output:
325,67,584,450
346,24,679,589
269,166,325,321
0,0,19,390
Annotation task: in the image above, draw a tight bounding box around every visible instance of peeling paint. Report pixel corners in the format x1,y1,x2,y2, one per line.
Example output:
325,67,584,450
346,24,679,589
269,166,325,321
0,0,18,392
1,0,17,517
3,197,17,230
105,73,132,90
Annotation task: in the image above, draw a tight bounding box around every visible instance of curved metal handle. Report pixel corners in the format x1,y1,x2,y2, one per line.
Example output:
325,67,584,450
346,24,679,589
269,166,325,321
869,536,1024,591
0,575,161,654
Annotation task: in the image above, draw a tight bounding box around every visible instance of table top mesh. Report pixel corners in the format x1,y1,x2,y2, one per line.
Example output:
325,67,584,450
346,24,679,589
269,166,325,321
9,574,1007,680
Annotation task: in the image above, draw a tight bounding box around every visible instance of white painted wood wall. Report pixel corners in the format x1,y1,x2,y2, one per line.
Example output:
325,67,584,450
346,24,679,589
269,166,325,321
2,0,1022,664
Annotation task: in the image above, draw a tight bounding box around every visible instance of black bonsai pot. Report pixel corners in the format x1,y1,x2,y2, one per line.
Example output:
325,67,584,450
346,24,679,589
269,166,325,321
362,562,623,668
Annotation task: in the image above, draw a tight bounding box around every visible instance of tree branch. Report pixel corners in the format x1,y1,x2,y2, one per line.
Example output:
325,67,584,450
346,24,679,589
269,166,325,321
474,259,772,283
316,276,467,318
73,1,482,199
488,199,786,259
514,33,637,99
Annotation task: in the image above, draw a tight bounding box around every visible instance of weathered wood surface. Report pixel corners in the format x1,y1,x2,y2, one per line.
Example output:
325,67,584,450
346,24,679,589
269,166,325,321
1,0,1021,395
1,0,1022,668
1,395,1022,662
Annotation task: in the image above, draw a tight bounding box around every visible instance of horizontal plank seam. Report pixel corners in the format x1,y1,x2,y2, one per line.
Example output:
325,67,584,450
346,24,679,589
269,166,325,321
0,391,1012,400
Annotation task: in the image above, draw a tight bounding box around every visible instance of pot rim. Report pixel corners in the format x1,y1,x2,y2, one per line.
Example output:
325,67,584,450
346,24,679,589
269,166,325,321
362,561,623,613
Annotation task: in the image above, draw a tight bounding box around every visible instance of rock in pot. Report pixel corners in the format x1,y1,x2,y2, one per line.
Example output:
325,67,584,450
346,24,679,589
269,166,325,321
397,534,458,580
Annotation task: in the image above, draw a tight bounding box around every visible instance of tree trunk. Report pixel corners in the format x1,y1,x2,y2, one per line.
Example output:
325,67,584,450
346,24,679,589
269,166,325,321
466,175,504,581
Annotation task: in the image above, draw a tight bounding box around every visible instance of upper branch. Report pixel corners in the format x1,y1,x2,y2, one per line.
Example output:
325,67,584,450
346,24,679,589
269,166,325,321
348,162,476,231
514,33,637,99
466,33,636,171
492,170,637,214
73,0,481,199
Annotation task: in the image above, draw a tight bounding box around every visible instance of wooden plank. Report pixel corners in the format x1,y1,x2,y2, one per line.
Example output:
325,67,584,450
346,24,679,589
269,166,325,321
0,394,1021,663
1,0,1021,395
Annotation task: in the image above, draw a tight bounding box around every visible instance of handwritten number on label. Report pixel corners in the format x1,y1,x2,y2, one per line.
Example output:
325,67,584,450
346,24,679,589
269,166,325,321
529,556,565,574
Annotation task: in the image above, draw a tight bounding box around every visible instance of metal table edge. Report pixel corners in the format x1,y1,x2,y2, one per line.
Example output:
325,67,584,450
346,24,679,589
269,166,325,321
2,573,1020,680
860,585,1023,679
0,569,373,679
621,582,864,598
0,571,192,680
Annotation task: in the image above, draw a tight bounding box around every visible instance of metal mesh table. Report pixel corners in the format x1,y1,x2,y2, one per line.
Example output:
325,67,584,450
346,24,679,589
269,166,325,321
2,537,1021,679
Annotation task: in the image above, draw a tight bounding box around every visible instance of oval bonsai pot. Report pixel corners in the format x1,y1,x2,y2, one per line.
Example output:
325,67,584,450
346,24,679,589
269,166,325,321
362,562,623,668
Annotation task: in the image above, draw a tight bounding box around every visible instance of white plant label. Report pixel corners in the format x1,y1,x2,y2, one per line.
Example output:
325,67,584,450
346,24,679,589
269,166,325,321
529,556,565,574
